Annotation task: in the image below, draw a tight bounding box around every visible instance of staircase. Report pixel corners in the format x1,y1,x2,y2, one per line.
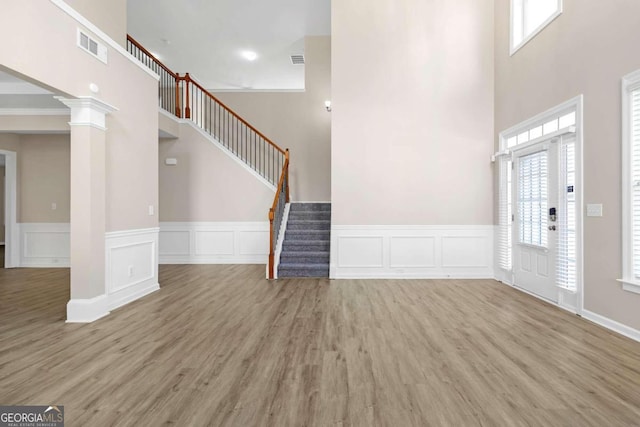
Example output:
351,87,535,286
128,35,316,280
278,203,331,278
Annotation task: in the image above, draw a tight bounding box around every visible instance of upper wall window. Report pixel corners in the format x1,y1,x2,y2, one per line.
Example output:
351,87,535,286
511,0,563,55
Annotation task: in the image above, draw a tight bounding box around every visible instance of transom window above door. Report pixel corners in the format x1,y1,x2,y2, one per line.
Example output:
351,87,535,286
511,0,563,54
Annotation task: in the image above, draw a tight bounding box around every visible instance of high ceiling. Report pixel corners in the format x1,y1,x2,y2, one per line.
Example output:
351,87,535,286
127,0,331,91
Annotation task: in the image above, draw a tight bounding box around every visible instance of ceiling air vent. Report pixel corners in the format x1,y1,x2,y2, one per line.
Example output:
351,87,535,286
290,54,305,65
77,29,108,64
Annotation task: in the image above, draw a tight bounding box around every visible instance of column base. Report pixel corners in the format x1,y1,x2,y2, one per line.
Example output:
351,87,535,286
66,295,110,323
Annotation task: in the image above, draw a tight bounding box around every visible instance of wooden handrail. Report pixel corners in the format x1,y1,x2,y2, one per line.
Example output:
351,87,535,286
126,35,177,78
268,149,290,279
179,74,287,155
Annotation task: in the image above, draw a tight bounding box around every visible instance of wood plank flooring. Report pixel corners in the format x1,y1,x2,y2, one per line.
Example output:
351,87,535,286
1,264,640,426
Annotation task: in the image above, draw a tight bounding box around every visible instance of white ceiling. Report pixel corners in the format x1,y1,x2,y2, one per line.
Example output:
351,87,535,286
127,0,331,90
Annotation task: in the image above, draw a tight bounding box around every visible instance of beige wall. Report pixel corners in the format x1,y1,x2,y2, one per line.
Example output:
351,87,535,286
0,166,4,242
0,116,70,133
0,1,159,232
0,133,71,223
65,0,127,47
159,123,274,222
331,0,495,225
212,36,332,202
19,135,70,223
495,0,640,329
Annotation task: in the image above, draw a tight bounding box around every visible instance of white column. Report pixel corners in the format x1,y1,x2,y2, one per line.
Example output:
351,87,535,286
56,97,117,323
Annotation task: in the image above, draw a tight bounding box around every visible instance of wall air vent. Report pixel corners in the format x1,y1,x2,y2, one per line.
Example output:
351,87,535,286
77,29,108,64
290,54,305,65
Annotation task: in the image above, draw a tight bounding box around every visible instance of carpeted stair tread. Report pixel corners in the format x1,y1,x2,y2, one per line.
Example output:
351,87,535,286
277,203,331,278
287,220,331,230
281,251,330,263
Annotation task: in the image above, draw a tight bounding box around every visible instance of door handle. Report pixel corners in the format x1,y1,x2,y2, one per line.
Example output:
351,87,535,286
548,225,556,231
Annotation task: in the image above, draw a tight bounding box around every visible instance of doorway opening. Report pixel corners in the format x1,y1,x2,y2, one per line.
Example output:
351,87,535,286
0,150,18,269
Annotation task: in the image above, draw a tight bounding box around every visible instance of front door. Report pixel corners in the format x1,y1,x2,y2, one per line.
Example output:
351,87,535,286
512,143,558,302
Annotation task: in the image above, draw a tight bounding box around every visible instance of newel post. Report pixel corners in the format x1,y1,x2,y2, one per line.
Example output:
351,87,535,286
184,73,191,119
268,209,275,279
285,149,290,203
175,73,181,118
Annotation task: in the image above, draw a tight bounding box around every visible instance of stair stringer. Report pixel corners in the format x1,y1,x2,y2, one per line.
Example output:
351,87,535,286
271,202,291,279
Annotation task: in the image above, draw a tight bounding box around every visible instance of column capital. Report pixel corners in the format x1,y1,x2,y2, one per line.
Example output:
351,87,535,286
55,96,118,131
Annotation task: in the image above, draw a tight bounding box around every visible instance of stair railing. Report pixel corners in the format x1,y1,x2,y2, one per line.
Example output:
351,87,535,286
126,35,290,279
269,150,289,279
177,73,286,186
126,36,181,117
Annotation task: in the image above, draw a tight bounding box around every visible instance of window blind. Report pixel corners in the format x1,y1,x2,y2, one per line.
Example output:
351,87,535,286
498,159,513,271
518,151,548,247
632,89,640,278
557,140,576,291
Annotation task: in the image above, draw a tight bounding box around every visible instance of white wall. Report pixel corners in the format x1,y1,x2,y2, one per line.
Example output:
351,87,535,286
331,0,495,278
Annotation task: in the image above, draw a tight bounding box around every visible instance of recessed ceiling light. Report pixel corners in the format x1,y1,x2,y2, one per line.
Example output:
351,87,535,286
242,51,258,61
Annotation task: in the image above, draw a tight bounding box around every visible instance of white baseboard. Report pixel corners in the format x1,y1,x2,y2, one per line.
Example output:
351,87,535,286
105,227,160,310
159,222,269,264
582,310,640,343
66,294,109,323
18,223,70,267
330,225,494,279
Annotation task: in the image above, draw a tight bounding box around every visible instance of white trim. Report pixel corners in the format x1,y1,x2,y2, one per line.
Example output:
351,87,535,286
330,225,494,279
55,96,117,131
620,69,640,292
510,0,563,56
617,279,640,295
181,119,276,192
496,95,584,315
0,108,69,116
66,294,109,323
0,150,18,268
159,222,269,264
49,0,160,81
105,227,159,311
158,107,179,121
499,96,581,147
582,310,640,343
18,223,70,267
272,203,291,279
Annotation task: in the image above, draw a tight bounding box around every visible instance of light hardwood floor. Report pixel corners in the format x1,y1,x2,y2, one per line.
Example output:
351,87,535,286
1,264,640,426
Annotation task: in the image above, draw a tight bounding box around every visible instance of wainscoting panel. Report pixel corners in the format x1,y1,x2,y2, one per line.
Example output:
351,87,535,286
105,228,159,311
331,225,494,279
19,223,70,267
159,222,269,264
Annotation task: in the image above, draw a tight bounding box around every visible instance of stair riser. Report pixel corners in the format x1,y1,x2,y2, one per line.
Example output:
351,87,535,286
282,243,330,252
278,268,330,278
289,204,331,212
281,255,330,264
287,223,330,231
288,214,331,222
286,229,330,236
